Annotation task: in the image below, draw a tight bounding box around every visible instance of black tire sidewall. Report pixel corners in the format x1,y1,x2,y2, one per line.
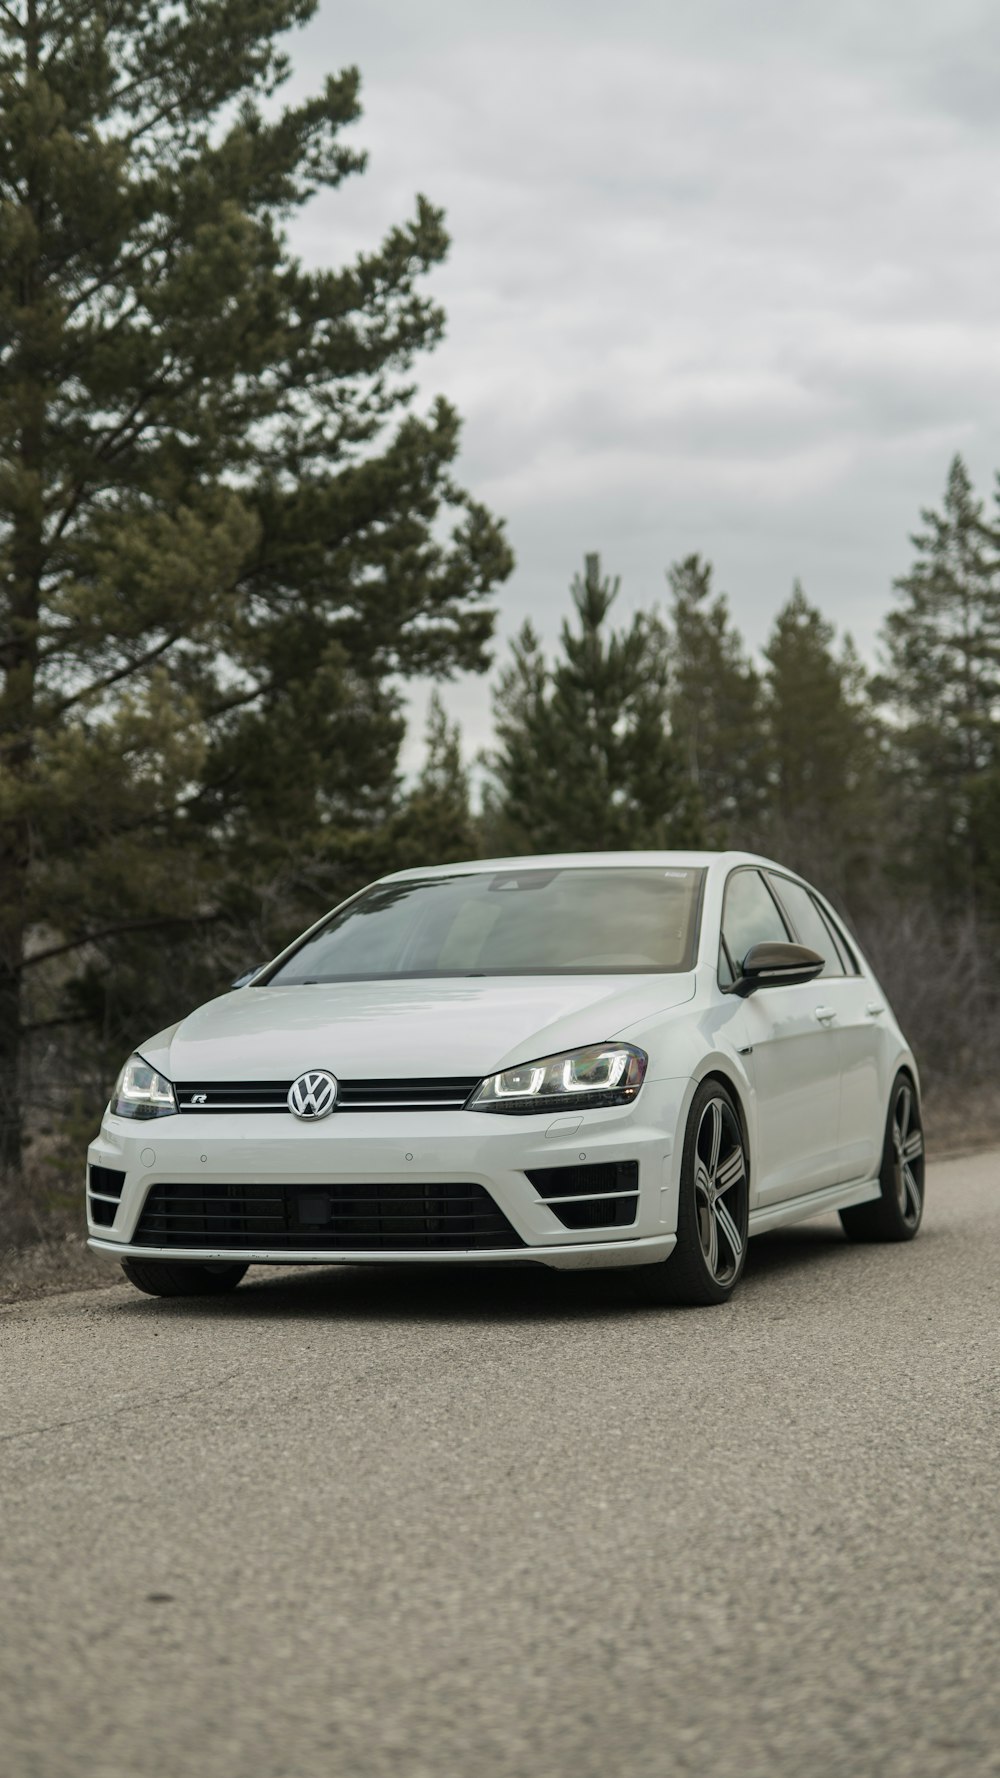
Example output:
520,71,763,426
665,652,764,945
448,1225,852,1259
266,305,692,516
879,1071,924,1237
120,1258,248,1297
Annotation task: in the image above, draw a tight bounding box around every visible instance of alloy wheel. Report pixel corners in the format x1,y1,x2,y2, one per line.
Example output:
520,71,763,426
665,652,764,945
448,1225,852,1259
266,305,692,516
693,1097,748,1286
891,1080,924,1228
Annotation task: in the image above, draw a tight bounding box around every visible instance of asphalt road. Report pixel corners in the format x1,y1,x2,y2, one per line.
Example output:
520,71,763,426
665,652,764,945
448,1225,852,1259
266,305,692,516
3,1149,999,1778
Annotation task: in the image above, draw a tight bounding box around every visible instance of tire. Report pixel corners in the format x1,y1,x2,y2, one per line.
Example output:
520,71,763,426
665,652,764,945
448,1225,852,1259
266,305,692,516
120,1258,249,1297
840,1071,924,1244
640,1079,750,1305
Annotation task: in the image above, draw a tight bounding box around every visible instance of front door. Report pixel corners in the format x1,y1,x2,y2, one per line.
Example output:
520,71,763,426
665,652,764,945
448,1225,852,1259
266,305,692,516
721,868,842,1205
765,874,885,1185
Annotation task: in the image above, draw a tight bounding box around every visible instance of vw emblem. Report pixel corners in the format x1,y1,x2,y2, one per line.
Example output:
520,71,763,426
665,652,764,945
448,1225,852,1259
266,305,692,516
287,1070,339,1120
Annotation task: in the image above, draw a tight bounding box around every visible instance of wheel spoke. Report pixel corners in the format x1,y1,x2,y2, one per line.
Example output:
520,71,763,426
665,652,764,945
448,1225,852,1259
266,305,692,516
714,1198,744,1268
702,1203,719,1274
694,1160,713,1203
902,1162,922,1220
716,1146,745,1191
903,1130,924,1162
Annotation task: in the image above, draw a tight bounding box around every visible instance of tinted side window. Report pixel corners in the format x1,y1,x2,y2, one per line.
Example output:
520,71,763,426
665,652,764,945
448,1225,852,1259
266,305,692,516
721,870,790,971
813,896,860,975
768,876,844,978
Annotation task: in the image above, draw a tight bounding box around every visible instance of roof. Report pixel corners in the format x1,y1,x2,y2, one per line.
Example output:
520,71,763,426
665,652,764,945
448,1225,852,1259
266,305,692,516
381,850,783,882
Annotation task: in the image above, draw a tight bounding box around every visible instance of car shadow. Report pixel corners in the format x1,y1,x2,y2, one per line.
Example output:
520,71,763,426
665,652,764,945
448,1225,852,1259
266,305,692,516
742,1217,850,1283
107,1216,878,1325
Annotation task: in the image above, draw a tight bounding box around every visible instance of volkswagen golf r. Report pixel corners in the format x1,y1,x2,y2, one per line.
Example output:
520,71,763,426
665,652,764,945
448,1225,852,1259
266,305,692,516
87,852,924,1306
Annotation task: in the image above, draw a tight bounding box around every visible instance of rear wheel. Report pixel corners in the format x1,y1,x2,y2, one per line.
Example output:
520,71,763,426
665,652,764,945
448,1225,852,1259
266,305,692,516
120,1258,248,1297
640,1080,749,1305
840,1072,924,1243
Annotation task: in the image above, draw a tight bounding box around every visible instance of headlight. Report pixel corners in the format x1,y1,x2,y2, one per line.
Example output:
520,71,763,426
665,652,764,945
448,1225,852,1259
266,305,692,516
110,1055,178,1120
468,1043,647,1114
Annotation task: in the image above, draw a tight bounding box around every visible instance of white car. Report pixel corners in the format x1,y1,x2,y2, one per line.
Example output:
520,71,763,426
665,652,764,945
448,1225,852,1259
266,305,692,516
87,852,924,1306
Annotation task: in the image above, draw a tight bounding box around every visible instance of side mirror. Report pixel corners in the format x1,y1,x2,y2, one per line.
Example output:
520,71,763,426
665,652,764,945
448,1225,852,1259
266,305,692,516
231,966,266,989
732,941,824,997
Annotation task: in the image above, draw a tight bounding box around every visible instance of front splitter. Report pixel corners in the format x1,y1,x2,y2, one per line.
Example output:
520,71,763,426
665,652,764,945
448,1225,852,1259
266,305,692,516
88,1233,677,1272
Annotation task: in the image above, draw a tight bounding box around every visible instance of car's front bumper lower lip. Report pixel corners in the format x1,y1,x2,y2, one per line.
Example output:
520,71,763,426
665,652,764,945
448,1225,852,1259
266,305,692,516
87,1233,677,1270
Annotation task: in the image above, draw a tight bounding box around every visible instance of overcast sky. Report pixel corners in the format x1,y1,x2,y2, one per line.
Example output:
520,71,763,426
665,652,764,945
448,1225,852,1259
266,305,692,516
284,0,1000,768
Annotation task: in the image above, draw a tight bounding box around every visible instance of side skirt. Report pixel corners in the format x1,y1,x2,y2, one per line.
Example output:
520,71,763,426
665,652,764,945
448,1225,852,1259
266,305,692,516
748,1176,881,1237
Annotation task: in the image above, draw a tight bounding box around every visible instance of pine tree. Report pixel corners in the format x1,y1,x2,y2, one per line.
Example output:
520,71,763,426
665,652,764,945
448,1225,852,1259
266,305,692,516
0,1,512,1172
484,554,698,855
392,690,477,868
761,584,881,902
880,455,1000,906
667,554,766,846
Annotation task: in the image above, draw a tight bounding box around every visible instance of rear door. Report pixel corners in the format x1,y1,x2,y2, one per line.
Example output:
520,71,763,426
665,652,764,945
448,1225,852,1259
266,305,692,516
720,868,842,1204
766,874,884,1183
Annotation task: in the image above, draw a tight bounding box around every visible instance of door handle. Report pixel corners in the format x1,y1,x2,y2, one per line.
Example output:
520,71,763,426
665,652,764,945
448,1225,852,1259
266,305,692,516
814,1006,836,1024
866,1002,884,1017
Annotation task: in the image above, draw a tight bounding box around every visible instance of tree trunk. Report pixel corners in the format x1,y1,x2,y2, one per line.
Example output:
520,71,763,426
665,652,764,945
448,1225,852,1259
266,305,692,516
0,1,44,1176
0,928,24,1177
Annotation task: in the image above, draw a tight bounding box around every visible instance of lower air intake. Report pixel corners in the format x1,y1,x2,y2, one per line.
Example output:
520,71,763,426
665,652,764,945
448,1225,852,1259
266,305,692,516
89,1164,126,1228
548,1196,638,1230
524,1160,640,1231
524,1160,639,1199
133,1180,525,1252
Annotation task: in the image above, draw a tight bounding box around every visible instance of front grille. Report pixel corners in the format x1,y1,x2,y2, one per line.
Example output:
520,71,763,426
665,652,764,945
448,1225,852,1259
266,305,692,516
133,1180,525,1251
524,1161,639,1232
89,1164,126,1228
175,1078,480,1114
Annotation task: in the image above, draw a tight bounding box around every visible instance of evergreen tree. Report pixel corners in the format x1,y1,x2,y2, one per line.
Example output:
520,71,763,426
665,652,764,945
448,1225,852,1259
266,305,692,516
392,690,477,867
761,584,881,902
484,554,698,855
0,1,512,1172
667,554,766,846
880,455,1000,906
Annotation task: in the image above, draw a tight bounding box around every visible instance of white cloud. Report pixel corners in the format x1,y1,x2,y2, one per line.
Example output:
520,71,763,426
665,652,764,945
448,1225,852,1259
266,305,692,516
281,0,1000,771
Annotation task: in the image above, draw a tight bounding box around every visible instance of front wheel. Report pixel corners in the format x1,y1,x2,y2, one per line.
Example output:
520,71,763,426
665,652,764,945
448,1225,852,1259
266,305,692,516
120,1258,249,1297
640,1080,750,1305
839,1072,924,1243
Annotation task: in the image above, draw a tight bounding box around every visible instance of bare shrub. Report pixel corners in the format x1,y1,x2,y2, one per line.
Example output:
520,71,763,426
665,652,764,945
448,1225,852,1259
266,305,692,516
853,897,1000,1085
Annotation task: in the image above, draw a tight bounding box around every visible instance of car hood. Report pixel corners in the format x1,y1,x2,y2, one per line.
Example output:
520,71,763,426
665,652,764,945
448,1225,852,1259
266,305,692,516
140,975,697,1082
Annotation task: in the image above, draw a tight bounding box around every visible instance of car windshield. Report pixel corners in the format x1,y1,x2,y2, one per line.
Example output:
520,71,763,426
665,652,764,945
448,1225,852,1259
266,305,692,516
266,865,706,983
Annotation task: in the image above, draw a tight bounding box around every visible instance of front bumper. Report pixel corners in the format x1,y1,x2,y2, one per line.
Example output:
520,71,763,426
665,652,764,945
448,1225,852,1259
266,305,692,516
86,1076,693,1271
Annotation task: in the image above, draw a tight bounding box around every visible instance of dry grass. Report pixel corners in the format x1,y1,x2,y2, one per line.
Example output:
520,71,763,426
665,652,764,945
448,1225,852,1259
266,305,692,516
0,1177,119,1305
921,1083,1000,1160
2,1086,998,1306
0,1230,118,1305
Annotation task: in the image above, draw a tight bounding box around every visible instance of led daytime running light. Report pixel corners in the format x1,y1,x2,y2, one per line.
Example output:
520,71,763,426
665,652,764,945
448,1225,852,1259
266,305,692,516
469,1043,647,1113
110,1055,178,1120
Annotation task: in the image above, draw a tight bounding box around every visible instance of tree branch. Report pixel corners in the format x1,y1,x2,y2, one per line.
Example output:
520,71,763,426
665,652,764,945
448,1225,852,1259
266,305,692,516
22,912,222,973
44,630,183,720
60,222,185,325
42,0,103,69
22,1012,92,1034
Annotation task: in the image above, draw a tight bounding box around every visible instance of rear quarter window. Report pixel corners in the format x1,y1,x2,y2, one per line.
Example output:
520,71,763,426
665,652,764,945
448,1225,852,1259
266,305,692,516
813,896,860,975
